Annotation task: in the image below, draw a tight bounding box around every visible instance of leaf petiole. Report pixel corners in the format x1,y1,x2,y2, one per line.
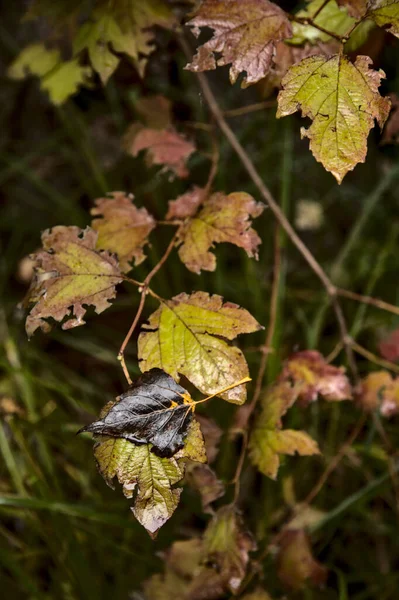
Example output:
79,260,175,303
192,376,252,406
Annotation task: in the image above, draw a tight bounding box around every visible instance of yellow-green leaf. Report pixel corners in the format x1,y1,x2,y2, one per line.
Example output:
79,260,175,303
249,382,320,479
138,292,262,404
277,54,391,183
367,0,399,37
8,43,90,104
91,192,156,273
25,226,122,337
176,191,264,274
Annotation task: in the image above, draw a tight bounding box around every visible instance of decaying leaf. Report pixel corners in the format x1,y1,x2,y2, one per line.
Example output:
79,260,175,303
279,350,352,406
277,54,391,182
355,370,399,416
367,0,399,37
203,505,256,593
381,93,399,145
138,292,262,404
125,126,196,178
185,0,292,87
277,529,327,590
166,187,205,220
337,0,367,18
93,416,206,537
196,414,222,463
176,191,264,274
185,463,225,512
135,94,173,129
249,382,320,479
91,192,156,273
8,43,90,104
25,226,122,337
80,368,195,458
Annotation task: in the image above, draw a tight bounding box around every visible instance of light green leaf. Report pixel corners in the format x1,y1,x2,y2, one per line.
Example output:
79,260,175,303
367,0,399,37
277,54,391,182
138,292,262,404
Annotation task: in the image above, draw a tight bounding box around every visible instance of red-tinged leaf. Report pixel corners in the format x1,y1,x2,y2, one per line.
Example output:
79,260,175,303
185,463,225,512
166,186,205,220
280,350,352,406
355,371,399,416
25,226,122,337
135,94,173,129
196,414,222,463
91,192,156,273
337,0,367,18
277,529,327,590
125,126,196,178
176,191,264,274
382,93,399,145
185,0,292,87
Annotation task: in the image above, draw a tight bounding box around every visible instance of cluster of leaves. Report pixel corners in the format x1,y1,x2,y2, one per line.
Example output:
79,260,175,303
9,0,399,182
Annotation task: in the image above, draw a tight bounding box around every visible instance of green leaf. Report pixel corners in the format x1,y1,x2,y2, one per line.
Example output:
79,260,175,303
176,191,264,274
367,0,399,37
25,226,122,337
91,192,156,273
138,292,262,404
249,382,320,479
7,43,90,104
290,0,355,44
185,0,292,87
277,54,391,183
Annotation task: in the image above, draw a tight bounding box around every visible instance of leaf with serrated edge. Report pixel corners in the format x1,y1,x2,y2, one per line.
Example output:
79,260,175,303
25,226,122,337
368,0,399,37
277,54,391,183
91,192,155,273
138,292,262,404
249,382,320,479
166,187,204,220
177,191,264,274
185,0,292,87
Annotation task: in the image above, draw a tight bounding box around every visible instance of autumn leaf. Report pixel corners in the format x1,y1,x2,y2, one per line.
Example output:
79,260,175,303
355,371,399,416
367,0,399,37
196,414,222,463
93,417,206,537
279,350,352,406
125,126,196,178
138,292,262,404
338,0,367,18
185,463,225,512
277,54,391,183
8,43,90,105
203,505,256,593
176,191,264,274
166,187,205,220
277,529,327,590
135,94,173,129
249,382,320,479
381,93,399,145
25,226,122,337
185,0,292,87
91,192,156,273
241,590,274,600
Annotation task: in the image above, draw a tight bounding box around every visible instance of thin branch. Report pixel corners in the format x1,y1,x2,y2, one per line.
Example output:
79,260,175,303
288,14,344,42
223,100,276,118
337,288,399,318
118,289,147,385
351,341,399,375
179,34,357,379
311,0,330,20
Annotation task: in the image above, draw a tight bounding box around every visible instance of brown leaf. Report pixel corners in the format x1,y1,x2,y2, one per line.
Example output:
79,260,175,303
337,0,367,18
277,529,327,590
355,371,399,416
203,505,256,593
280,350,352,406
25,226,122,337
196,415,222,463
177,191,264,274
381,93,399,145
125,125,196,178
185,0,292,87
166,186,205,220
186,463,225,512
91,192,156,273
135,94,172,129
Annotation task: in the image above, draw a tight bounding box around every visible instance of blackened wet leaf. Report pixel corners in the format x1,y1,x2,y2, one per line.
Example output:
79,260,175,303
80,368,195,458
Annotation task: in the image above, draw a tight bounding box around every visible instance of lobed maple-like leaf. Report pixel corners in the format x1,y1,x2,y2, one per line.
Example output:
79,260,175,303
91,192,156,273
138,292,262,404
367,0,399,37
203,505,256,593
355,371,399,416
277,529,327,590
125,126,196,178
8,44,90,105
176,191,264,274
166,187,205,220
185,0,292,87
81,369,195,458
279,350,352,406
277,54,391,183
93,416,206,537
25,226,122,337
249,382,320,479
